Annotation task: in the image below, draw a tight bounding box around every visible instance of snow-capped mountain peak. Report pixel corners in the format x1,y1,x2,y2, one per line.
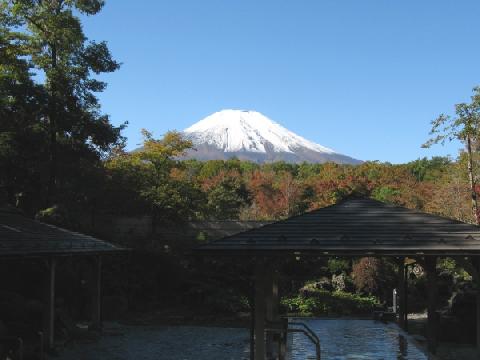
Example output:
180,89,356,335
182,110,360,164
184,109,335,154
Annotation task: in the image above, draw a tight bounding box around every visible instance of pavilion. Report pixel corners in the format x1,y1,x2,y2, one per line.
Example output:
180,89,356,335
0,204,124,351
197,197,480,359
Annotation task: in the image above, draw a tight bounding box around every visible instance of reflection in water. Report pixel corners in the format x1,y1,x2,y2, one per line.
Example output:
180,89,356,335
55,319,427,360
289,319,427,360
57,325,251,360
398,334,408,359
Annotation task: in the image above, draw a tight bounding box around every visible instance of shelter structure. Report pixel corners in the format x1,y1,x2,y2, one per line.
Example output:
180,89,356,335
197,197,480,359
0,204,124,350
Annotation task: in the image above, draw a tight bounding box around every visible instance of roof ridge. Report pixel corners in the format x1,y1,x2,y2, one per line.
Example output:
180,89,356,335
197,196,480,254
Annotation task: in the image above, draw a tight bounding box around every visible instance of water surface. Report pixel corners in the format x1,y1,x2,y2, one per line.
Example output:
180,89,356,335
55,319,428,360
289,318,428,360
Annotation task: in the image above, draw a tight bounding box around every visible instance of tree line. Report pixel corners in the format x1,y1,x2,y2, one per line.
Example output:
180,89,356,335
1,0,480,230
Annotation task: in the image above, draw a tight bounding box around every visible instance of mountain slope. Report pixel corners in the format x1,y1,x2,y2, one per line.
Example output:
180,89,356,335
182,110,361,164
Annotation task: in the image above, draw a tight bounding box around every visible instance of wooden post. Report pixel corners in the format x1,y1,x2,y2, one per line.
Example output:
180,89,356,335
272,269,279,323
43,258,56,349
254,261,266,360
265,266,274,359
473,257,480,357
91,256,102,329
477,287,480,357
271,270,281,360
397,258,406,330
279,318,287,360
404,263,409,331
265,266,279,359
250,293,255,360
425,256,438,354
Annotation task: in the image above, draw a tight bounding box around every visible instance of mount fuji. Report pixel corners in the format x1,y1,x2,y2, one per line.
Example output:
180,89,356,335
182,110,361,164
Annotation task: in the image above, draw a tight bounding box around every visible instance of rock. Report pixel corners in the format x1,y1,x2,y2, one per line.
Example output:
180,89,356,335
315,277,333,291
332,274,346,292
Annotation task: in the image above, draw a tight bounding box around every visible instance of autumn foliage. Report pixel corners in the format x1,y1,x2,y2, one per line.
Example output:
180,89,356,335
99,132,476,225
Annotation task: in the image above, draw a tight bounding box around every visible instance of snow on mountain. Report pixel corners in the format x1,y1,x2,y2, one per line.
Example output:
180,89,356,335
182,110,361,164
184,109,335,154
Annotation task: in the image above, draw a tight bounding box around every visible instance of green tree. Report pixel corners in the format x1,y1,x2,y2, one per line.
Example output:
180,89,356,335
423,87,480,224
0,5,47,209
4,0,123,205
106,130,204,223
371,186,400,204
406,157,451,182
205,174,249,220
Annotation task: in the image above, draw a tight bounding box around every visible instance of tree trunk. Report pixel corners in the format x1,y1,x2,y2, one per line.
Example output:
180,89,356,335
466,135,479,224
46,44,58,207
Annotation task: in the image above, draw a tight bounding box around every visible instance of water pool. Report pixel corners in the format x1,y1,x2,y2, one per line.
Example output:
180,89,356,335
54,319,428,360
289,318,428,360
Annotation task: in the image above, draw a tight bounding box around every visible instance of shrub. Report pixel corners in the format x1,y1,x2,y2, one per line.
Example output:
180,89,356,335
352,257,396,300
281,288,378,316
327,258,350,275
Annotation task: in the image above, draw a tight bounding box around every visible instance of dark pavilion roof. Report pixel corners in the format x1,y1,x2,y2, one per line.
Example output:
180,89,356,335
197,198,480,256
0,205,124,257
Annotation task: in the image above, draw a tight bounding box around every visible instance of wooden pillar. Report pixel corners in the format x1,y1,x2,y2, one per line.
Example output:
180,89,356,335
43,258,56,349
477,286,480,357
250,295,255,360
271,269,279,323
425,256,438,354
279,319,287,360
265,267,279,359
397,258,406,330
254,261,267,360
473,257,480,356
91,256,102,329
404,263,409,331
272,271,282,360
265,267,274,359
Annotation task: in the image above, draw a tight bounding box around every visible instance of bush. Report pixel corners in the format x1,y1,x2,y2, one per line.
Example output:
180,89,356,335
327,258,350,275
281,288,378,316
352,257,396,300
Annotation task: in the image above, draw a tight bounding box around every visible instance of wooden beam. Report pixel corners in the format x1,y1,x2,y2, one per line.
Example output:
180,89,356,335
477,280,480,357
425,256,438,354
91,256,102,329
43,258,56,349
265,266,274,359
397,257,406,330
254,261,267,360
265,266,279,359
472,257,480,357
250,289,255,360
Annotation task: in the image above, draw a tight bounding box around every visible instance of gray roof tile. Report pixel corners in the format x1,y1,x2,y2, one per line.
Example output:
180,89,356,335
0,206,124,257
197,198,480,256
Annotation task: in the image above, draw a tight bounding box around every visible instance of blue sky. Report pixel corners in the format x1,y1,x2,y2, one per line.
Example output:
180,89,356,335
81,1,480,163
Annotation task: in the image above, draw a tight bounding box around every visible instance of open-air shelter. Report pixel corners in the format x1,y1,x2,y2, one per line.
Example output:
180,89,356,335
0,205,124,352
197,197,480,359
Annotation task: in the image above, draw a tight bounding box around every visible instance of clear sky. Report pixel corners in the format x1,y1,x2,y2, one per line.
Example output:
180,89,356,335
81,0,480,163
